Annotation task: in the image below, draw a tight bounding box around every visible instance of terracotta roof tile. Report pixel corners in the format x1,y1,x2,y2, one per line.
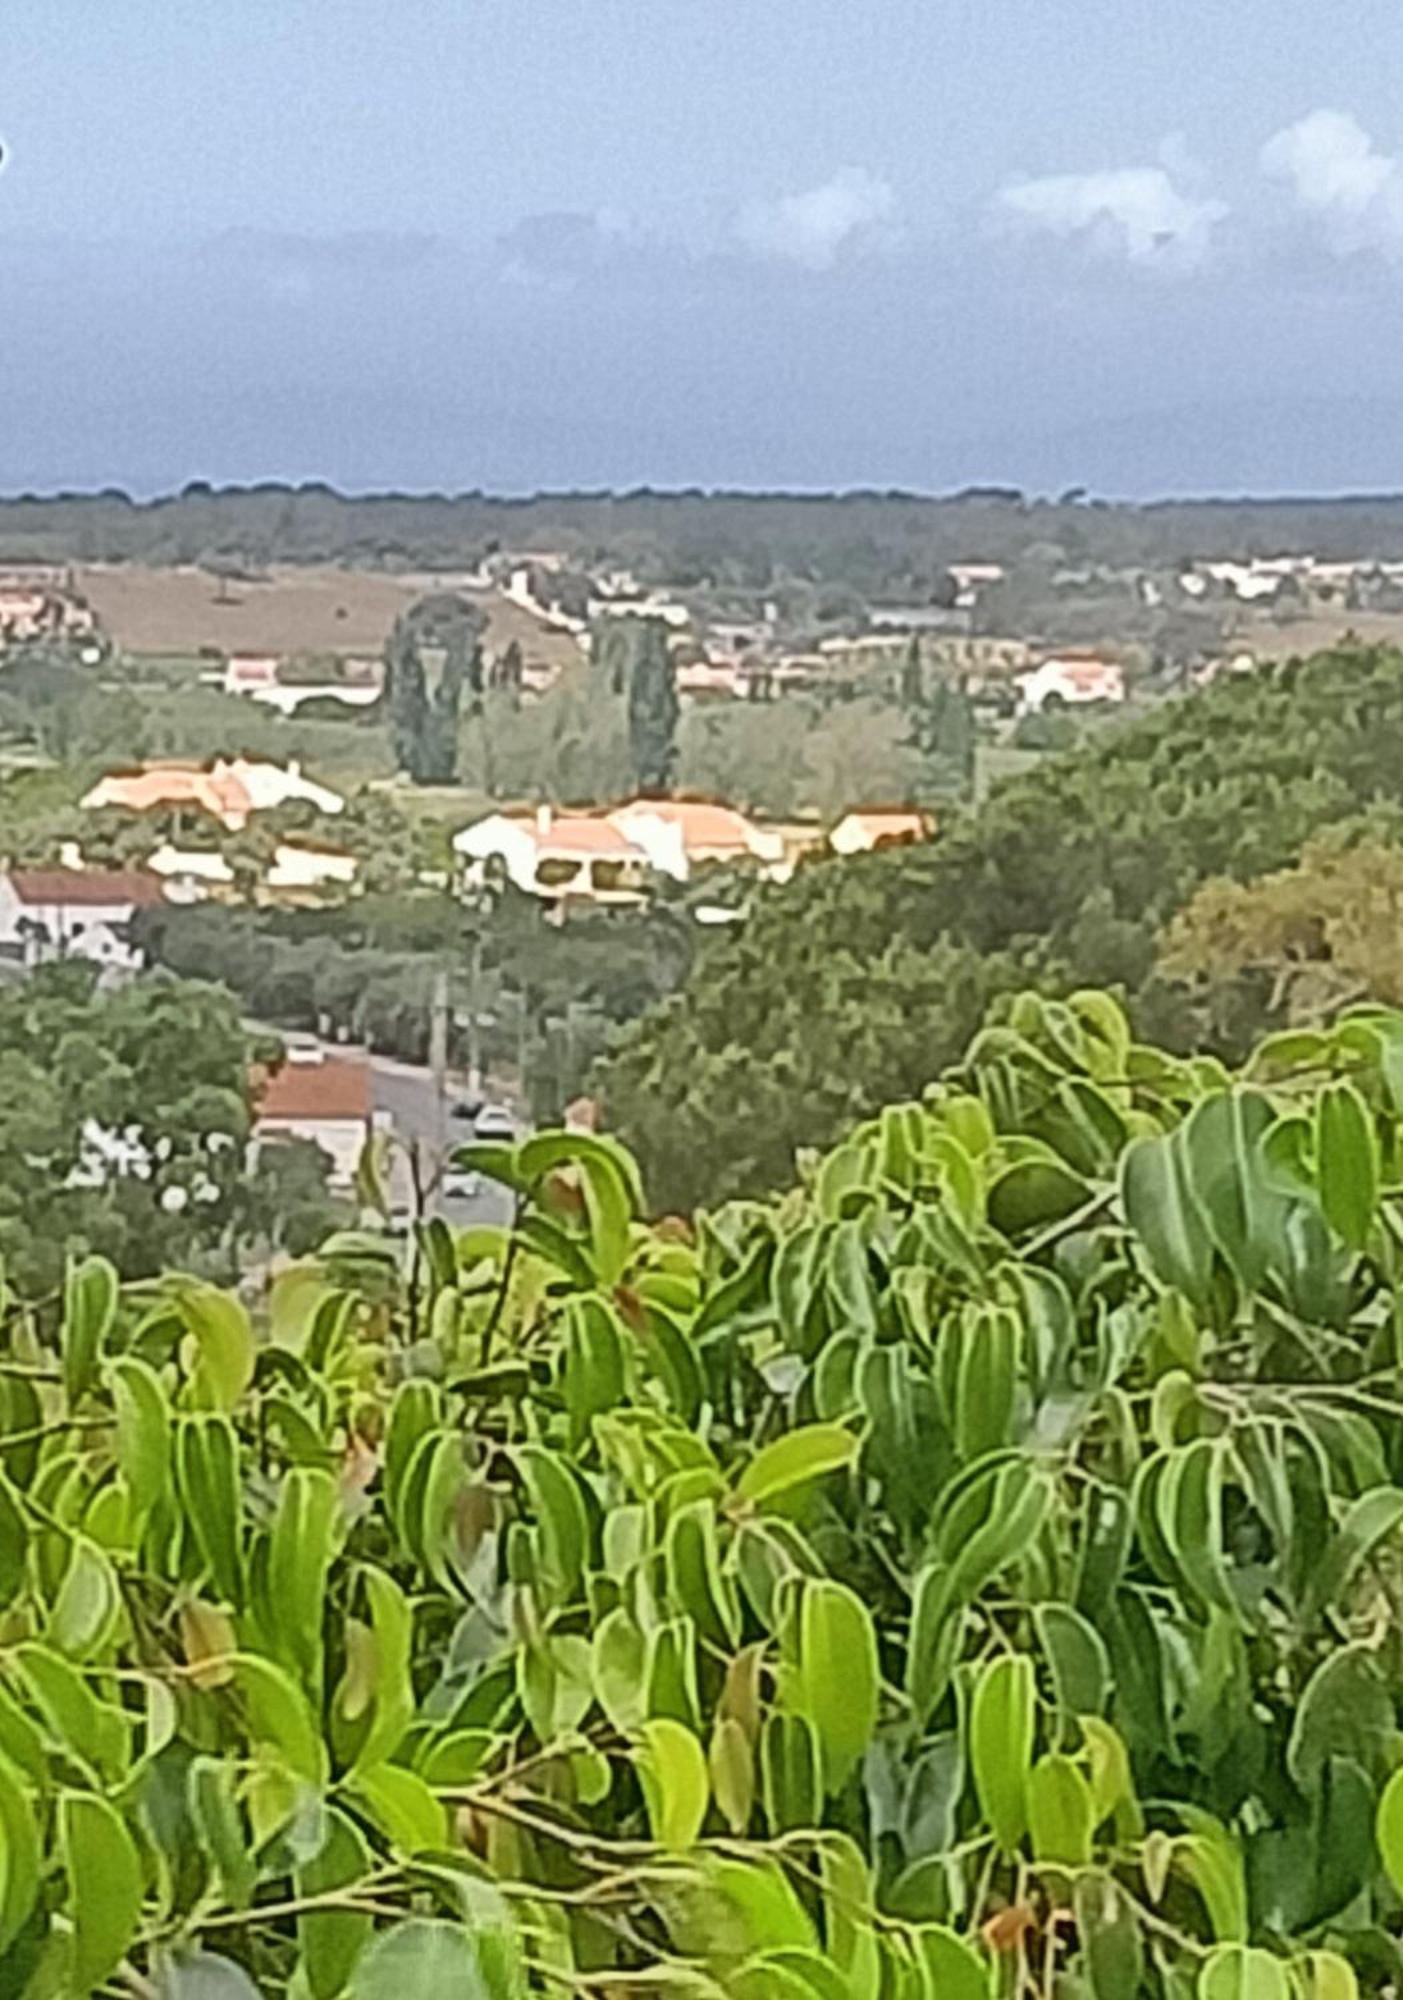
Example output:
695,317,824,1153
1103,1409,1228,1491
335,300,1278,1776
9,868,163,907
256,1056,372,1123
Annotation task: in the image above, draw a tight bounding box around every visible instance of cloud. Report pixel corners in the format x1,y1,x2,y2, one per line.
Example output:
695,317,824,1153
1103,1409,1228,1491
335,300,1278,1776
735,167,896,271
1260,109,1403,251
994,166,1226,267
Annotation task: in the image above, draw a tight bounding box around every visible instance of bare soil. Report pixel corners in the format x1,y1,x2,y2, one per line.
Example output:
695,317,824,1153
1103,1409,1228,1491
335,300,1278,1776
75,564,582,670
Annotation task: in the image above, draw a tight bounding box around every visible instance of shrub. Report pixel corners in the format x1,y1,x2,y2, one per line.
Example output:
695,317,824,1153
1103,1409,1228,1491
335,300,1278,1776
1,989,1402,1994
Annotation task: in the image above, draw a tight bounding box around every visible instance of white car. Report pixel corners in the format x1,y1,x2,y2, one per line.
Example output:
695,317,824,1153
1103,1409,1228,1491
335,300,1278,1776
473,1104,516,1141
442,1165,482,1201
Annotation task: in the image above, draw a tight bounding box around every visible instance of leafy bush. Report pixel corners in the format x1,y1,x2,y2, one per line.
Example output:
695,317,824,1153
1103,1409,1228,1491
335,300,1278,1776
5,989,1403,1994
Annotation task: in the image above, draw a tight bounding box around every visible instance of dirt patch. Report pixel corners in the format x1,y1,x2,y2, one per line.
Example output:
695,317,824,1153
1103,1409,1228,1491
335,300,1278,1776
77,564,583,671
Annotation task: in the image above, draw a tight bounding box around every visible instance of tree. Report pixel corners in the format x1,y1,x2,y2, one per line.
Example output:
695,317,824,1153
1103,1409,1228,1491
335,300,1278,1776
623,617,680,794
599,643,1403,1208
0,960,281,1289
1157,828,1403,1041
1,988,1402,1995
899,640,976,800
384,591,486,783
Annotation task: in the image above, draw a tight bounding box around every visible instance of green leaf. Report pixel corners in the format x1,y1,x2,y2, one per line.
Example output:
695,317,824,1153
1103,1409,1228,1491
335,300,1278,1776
109,1356,172,1517
709,1717,755,1835
62,1255,119,1407
13,1640,129,1783
174,1283,255,1412
666,1501,739,1648
188,1757,256,1912
592,1606,649,1735
1121,1130,1215,1306
298,1805,373,2000
514,1446,588,1601
152,1951,264,1999
792,1579,879,1795
234,1653,328,1784
970,1653,1034,1854
1375,1765,1403,1898
736,1423,859,1508
1287,1644,1393,1793
266,1466,340,1692
350,1919,493,2000
1295,1951,1359,2000
1026,1752,1094,1867
0,1750,40,1952
352,1569,415,1772
1307,1486,1403,1618
49,1536,120,1660
1034,1603,1110,1719
176,1415,244,1606
1075,1873,1144,2000
910,1926,991,2000
348,1762,448,1855
1316,1080,1379,1250
1198,1945,1290,2000
59,1791,144,1995
637,1718,709,1849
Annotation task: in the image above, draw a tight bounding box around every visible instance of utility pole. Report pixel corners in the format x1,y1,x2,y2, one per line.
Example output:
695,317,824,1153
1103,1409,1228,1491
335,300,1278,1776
429,967,450,1172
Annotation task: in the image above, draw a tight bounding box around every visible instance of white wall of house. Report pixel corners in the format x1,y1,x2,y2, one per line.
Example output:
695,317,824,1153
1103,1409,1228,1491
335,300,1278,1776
255,1116,366,1187
0,879,143,969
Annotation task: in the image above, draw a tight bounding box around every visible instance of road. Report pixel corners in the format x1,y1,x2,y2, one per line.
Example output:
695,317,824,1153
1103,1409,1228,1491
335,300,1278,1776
368,1051,516,1228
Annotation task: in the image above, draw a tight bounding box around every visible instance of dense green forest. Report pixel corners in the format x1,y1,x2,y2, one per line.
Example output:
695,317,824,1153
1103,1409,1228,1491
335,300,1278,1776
12,483,1403,584
2,987,1402,1994
599,644,1403,1210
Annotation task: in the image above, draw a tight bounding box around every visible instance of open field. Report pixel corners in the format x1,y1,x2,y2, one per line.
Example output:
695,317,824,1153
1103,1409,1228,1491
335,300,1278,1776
1241,608,1403,660
75,564,583,670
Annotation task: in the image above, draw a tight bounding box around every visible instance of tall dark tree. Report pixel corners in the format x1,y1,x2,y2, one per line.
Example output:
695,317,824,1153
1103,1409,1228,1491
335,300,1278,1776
623,618,680,796
899,641,975,800
384,592,486,784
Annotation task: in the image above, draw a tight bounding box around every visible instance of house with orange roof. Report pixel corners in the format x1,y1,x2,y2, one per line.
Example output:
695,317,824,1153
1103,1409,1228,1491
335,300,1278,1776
604,798,788,882
829,809,934,858
1015,652,1126,714
81,757,344,830
453,807,652,906
253,1049,374,1186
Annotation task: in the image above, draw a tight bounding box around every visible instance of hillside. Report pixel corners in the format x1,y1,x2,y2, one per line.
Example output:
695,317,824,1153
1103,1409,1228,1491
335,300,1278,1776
598,643,1403,1208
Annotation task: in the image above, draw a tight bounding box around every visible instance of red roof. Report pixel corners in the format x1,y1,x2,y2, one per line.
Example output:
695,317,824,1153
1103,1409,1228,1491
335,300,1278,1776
535,819,642,859
9,869,163,908
256,1056,372,1123
610,799,758,852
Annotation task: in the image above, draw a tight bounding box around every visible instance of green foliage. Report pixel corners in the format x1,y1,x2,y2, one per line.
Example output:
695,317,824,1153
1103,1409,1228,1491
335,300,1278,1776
1,988,1403,1991
0,961,277,1290
385,593,485,785
623,617,681,795
602,643,1403,1209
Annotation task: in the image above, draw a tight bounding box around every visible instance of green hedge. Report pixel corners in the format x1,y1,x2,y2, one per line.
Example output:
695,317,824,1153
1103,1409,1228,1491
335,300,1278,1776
2,989,1403,1994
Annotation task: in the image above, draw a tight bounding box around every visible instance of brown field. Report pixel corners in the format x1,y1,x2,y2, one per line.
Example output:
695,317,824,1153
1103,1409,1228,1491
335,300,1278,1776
75,564,583,670
1241,609,1403,661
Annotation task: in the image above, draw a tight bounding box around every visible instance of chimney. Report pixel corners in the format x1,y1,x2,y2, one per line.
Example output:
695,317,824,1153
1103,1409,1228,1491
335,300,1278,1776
535,803,553,837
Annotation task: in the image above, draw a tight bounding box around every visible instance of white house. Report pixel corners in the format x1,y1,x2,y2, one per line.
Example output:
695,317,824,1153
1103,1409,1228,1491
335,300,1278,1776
829,810,933,857
604,799,787,882
1015,654,1126,714
454,808,652,905
82,758,344,830
254,1051,373,1187
0,868,163,972
221,656,384,716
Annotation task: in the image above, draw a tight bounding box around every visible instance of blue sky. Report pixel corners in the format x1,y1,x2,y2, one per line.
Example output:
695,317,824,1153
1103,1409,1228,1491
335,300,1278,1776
7,0,1403,495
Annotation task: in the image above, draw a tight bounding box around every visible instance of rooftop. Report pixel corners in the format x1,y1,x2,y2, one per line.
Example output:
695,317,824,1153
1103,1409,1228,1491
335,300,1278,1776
256,1053,372,1123
9,868,163,908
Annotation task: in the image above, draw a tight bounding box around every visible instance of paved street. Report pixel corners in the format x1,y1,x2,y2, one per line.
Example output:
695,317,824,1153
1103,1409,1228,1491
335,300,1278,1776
368,1051,517,1228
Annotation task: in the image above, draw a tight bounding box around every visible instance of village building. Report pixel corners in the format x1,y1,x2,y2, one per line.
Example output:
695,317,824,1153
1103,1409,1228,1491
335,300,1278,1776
0,867,163,972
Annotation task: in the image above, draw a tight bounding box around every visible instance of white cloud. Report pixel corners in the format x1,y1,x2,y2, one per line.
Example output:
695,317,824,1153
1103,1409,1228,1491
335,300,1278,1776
1260,109,1403,251
736,167,896,271
994,166,1226,267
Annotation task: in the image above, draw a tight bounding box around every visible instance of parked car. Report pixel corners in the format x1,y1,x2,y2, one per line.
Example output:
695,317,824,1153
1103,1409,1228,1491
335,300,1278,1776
441,1165,482,1201
450,1096,483,1123
473,1103,516,1141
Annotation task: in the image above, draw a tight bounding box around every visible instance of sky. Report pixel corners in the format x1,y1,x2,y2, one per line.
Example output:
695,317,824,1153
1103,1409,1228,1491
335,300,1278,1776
7,0,1403,497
